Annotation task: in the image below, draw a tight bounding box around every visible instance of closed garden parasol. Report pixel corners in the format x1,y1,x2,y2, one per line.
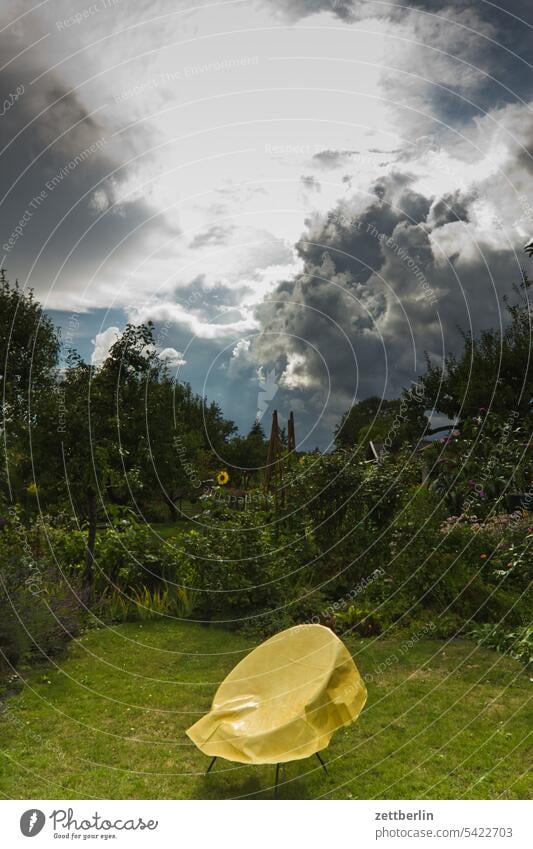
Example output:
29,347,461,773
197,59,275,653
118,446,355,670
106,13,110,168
187,624,367,782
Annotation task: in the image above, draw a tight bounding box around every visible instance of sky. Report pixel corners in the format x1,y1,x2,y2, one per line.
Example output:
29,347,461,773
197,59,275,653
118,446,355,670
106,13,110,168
1,0,532,447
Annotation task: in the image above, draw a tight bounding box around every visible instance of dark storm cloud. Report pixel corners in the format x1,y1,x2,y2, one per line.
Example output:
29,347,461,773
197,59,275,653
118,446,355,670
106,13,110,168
268,0,533,121
298,174,430,285
428,191,472,227
252,170,524,441
0,24,174,309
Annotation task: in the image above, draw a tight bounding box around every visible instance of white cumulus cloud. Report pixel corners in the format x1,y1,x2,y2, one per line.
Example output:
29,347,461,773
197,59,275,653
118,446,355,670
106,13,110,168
91,327,120,366
158,347,187,367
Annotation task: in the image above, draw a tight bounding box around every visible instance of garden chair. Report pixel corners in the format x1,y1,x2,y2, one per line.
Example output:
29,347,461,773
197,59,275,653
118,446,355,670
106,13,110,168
186,623,367,795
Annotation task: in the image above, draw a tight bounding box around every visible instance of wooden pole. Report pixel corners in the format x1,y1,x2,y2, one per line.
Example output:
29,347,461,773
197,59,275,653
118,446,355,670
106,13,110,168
287,410,295,453
265,409,286,513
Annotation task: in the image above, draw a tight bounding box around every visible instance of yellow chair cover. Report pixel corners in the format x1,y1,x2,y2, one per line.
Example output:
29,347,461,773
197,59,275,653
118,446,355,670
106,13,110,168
186,624,367,765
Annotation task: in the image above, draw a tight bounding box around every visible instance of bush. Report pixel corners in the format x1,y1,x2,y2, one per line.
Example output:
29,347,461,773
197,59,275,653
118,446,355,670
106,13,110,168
93,521,180,590
468,623,532,667
96,583,195,623
334,600,385,636
179,508,315,620
0,517,84,690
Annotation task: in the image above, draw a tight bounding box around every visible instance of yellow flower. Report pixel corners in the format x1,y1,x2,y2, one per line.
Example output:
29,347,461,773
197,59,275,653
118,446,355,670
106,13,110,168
216,470,230,486
26,482,38,495
299,457,305,465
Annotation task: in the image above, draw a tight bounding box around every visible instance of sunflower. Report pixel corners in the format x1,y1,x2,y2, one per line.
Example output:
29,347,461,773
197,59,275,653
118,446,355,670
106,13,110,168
216,470,230,486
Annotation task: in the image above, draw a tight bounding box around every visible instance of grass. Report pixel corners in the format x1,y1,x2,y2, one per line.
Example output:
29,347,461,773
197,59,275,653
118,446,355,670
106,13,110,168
149,521,190,542
149,506,199,541
0,621,531,800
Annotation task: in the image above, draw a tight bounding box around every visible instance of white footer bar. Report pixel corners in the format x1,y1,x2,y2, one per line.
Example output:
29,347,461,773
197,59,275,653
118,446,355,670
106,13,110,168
2,799,530,848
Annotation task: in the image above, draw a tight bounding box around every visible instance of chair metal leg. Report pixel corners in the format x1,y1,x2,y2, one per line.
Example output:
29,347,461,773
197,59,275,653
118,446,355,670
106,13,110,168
316,751,328,774
273,763,281,798
205,756,217,775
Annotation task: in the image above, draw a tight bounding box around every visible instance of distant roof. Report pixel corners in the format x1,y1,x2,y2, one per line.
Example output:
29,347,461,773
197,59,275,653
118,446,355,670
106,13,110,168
366,441,385,461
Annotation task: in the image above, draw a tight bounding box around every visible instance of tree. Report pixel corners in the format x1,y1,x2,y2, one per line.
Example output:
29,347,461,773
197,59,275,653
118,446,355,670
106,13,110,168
245,419,268,466
248,420,266,439
147,379,216,519
0,270,60,506
334,396,427,450
51,353,103,605
420,276,532,424
226,420,268,487
52,325,162,604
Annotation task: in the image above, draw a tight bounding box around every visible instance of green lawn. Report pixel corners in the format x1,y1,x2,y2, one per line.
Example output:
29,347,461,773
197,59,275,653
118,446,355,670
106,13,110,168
149,521,190,541
0,621,530,800
149,509,199,541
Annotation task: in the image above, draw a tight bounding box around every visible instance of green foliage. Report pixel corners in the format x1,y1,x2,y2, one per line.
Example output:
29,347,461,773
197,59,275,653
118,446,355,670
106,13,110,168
334,600,386,636
0,271,59,424
283,448,424,591
424,413,531,517
334,394,428,450
468,623,532,667
0,517,84,688
384,487,523,624
224,420,268,488
237,589,329,640
420,275,533,422
1,273,530,687
91,520,179,591
97,583,195,623
179,508,315,620
0,272,60,508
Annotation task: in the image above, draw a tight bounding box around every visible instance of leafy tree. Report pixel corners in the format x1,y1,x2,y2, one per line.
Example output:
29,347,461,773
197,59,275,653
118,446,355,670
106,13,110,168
335,396,427,450
245,419,268,466
420,277,532,424
147,379,218,519
51,352,104,604
97,324,161,508
0,271,60,506
0,270,59,423
225,420,268,487
47,326,162,603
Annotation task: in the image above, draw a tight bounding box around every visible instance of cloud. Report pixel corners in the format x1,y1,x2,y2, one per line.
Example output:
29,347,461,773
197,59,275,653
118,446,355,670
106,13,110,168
91,326,120,365
266,0,355,21
266,0,533,130
0,14,177,313
189,224,235,249
429,190,472,227
158,347,187,367
300,175,321,192
280,351,316,389
2,0,532,446
132,301,258,340
226,338,259,383
250,130,530,441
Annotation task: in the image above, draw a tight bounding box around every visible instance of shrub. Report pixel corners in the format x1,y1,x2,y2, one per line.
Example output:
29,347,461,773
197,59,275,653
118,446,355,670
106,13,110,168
468,623,532,667
334,600,385,636
91,520,180,591
96,583,195,623
0,517,84,690
179,508,315,620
